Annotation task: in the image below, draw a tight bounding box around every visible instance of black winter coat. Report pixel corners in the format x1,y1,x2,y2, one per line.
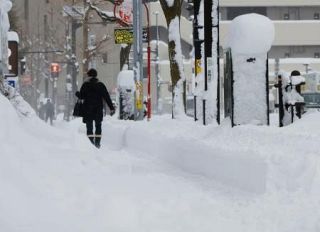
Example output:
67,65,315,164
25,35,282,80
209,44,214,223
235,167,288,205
79,77,114,123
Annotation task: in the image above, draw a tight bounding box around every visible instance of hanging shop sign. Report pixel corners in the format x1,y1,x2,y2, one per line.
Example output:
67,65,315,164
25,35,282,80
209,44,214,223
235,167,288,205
114,28,134,44
114,0,133,26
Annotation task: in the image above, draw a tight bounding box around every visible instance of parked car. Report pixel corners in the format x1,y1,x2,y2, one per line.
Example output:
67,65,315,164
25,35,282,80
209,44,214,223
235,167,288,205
301,92,320,109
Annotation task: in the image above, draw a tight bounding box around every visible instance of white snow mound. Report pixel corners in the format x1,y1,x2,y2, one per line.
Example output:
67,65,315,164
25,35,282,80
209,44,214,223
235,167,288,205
227,13,275,54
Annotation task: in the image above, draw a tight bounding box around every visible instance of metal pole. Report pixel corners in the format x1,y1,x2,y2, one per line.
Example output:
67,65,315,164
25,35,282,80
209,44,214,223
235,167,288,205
277,75,284,127
24,0,30,34
144,3,151,120
71,20,78,98
154,11,160,114
52,77,57,112
82,0,89,79
133,0,144,120
203,0,213,125
216,0,220,124
44,14,49,98
193,0,203,121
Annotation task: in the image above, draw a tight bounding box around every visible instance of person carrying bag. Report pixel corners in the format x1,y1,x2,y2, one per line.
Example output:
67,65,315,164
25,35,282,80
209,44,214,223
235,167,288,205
77,68,115,148
73,94,84,117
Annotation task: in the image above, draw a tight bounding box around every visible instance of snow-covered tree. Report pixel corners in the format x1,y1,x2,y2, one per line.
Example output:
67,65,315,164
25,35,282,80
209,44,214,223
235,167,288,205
159,0,186,118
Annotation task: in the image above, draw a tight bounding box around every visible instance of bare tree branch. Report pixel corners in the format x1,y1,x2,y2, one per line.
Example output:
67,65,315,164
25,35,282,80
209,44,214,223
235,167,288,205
88,2,118,22
87,35,111,59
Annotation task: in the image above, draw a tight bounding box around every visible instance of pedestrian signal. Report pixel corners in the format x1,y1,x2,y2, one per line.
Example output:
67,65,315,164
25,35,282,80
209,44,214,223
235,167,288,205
50,63,60,78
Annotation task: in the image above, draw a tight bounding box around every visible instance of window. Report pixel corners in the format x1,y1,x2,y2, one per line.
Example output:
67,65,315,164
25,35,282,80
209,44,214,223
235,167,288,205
102,53,108,63
314,13,319,20
227,7,267,20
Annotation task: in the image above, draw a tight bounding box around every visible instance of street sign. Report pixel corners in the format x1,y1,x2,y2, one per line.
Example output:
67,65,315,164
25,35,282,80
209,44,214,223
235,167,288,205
114,28,134,44
7,80,15,88
195,59,202,74
6,76,19,88
114,0,133,25
142,27,148,43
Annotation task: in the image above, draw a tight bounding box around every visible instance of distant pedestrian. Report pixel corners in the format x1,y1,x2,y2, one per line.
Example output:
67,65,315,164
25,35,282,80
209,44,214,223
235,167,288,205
78,68,115,148
45,99,55,125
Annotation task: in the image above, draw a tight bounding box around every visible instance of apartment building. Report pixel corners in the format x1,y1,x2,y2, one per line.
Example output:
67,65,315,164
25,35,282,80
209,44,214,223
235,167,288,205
219,0,320,77
147,0,320,113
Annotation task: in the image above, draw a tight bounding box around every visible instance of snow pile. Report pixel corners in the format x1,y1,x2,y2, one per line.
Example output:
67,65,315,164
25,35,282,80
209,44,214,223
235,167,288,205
232,53,269,125
225,14,275,125
2,91,320,231
0,0,12,69
117,69,135,89
226,13,275,54
104,117,267,193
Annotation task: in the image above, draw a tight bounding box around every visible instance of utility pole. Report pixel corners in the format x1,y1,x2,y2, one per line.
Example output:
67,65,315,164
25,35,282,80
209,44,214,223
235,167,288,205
24,0,30,35
193,0,203,121
215,0,220,124
71,19,80,95
35,6,40,109
82,0,89,79
133,0,144,120
203,0,212,125
44,14,49,98
203,0,220,125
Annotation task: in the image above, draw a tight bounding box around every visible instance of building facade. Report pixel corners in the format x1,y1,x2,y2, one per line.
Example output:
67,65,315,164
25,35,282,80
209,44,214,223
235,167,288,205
14,0,123,113
219,0,320,77
13,0,320,115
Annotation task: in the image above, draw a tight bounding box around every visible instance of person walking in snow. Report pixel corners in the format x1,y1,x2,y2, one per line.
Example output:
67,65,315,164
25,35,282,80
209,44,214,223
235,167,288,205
45,99,55,125
78,68,115,148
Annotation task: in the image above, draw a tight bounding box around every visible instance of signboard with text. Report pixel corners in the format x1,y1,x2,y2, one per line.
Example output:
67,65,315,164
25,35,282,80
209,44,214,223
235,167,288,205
114,28,134,44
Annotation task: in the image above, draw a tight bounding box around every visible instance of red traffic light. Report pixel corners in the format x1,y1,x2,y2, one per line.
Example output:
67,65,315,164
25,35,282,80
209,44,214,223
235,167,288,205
50,63,60,73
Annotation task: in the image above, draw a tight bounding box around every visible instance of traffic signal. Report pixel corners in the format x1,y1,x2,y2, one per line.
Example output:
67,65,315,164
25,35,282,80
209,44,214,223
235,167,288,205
20,57,26,75
50,63,60,78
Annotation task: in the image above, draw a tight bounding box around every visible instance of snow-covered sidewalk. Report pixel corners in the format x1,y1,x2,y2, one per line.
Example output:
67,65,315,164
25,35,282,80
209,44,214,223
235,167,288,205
1,94,320,232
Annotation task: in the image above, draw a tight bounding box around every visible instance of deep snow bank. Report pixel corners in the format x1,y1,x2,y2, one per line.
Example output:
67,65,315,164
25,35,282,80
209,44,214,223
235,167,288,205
2,93,320,231
103,114,320,195
103,116,267,193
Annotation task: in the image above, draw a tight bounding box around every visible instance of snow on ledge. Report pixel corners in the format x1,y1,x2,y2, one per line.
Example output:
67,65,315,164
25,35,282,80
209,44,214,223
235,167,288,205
7,31,19,43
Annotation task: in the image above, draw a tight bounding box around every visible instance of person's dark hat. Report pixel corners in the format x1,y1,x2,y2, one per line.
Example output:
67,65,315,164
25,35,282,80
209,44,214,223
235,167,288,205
291,70,301,76
87,68,97,77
